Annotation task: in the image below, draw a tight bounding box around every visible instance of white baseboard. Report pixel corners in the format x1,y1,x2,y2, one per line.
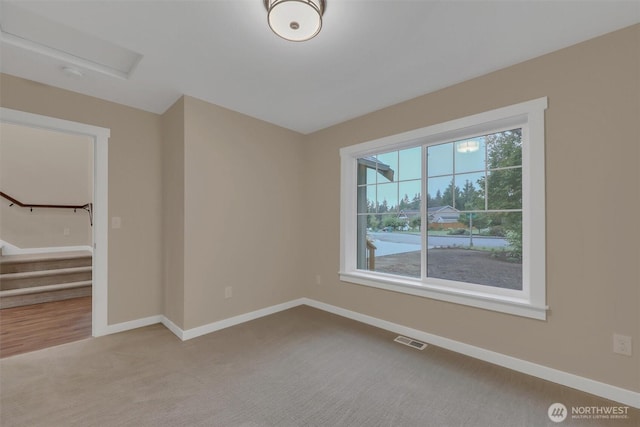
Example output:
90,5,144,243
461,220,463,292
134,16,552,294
162,298,306,341
300,298,640,409
97,297,640,408
102,315,163,336
160,315,185,340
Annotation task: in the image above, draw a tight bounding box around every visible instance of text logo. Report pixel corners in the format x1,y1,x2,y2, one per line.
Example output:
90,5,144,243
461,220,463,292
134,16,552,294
548,403,568,423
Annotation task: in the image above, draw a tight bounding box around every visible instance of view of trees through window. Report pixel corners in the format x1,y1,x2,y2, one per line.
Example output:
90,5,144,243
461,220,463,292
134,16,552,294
357,129,523,289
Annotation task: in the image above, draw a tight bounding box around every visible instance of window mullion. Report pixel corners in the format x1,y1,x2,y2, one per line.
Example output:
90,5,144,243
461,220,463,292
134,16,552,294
421,145,428,281
484,139,489,211
451,142,456,209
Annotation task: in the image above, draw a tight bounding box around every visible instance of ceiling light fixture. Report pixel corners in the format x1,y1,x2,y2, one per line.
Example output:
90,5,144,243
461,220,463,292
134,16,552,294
456,140,480,153
264,0,325,42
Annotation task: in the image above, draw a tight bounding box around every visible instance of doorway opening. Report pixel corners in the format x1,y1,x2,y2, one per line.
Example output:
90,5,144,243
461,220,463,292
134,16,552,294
0,108,110,358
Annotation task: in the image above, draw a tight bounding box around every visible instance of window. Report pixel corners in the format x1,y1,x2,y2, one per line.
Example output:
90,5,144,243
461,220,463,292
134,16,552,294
340,98,548,319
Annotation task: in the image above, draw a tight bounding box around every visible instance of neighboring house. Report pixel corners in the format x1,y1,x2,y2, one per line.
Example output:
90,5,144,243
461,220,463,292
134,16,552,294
427,206,460,223
398,209,420,222
398,210,412,221
393,210,419,231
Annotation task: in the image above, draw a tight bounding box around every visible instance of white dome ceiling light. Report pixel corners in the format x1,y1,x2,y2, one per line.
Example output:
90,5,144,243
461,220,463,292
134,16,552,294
264,0,326,42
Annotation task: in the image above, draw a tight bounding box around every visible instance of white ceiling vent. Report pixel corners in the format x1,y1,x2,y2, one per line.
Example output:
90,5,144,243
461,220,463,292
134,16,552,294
0,3,142,80
394,336,427,350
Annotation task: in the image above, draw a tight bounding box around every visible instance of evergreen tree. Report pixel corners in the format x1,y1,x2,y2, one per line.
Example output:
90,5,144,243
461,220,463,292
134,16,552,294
485,129,522,210
434,190,443,207
476,129,523,258
410,193,421,210
458,179,483,211
441,179,460,208
399,194,410,210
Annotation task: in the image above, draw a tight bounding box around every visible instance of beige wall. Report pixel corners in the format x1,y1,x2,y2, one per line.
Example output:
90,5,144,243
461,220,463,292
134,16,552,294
0,74,163,324
161,97,186,328
302,25,640,392
158,95,305,329
1,123,93,248
181,96,305,329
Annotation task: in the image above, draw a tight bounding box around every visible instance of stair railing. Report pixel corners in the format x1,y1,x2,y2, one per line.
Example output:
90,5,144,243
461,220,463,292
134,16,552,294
0,191,93,226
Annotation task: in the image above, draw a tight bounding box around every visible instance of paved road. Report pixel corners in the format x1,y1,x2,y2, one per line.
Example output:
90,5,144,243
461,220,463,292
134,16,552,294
368,232,509,256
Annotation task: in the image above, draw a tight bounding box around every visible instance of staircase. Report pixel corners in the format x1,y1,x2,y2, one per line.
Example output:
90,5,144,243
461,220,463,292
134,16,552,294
0,251,92,309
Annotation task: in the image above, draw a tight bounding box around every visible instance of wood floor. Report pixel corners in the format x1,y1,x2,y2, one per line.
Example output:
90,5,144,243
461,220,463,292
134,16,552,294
0,296,91,358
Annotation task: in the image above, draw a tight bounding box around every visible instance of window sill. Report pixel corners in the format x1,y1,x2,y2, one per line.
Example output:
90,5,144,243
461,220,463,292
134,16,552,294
339,271,548,320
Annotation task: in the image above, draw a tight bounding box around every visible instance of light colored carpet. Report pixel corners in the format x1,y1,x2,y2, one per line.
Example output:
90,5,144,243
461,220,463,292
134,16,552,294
0,306,637,426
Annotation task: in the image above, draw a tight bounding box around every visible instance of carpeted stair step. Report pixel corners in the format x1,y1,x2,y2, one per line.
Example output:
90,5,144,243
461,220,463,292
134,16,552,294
0,251,92,274
0,266,92,291
0,281,92,309
0,251,93,309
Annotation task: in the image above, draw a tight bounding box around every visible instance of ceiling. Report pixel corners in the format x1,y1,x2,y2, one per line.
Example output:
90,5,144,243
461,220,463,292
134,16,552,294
1,1,638,134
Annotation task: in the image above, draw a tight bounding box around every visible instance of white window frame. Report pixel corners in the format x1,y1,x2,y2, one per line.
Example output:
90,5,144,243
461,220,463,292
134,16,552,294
340,98,548,320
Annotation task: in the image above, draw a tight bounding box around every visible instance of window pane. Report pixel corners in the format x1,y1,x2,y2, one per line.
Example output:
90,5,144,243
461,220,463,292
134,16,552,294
398,180,421,213
367,161,379,184
455,138,485,173
486,129,522,169
361,220,421,278
487,168,522,210
454,172,485,211
356,213,368,270
357,185,377,214
398,146,422,181
427,211,522,290
427,175,454,208
427,143,453,177
376,151,398,184
356,128,525,291
377,182,398,213
357,155,391,185
366,214,382,231
427,205,461,228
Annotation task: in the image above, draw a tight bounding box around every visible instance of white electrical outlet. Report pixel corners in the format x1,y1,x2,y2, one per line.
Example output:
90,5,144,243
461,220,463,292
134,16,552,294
613,334,632,356
315,274,322,285
224,286,233,299
63,227,70,236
